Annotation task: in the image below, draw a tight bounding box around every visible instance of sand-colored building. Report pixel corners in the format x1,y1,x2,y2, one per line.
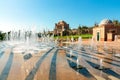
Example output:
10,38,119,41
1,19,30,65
54,20,69,36
93,19,120,41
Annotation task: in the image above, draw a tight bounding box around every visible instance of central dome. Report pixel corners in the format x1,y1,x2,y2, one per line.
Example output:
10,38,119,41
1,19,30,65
99,19,113,25
58,20,67,25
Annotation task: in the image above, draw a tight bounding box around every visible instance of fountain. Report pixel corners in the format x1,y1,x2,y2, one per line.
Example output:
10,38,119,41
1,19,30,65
89,36,98,53
55,37,58,44
71,36,74,44
95,58,107,70
76,58,80,69
77,36,82,50
76,36,83,69
65,35,120,79
0,26,58,80
68,36,83,69
1,25,120,80
89,36,94,50
4,27,55,56
78,36,82,43
70,36,74,47
99,59,103,70
70,50,73,57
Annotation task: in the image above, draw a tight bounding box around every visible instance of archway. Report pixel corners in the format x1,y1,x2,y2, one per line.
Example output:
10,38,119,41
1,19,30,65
97,32,100,41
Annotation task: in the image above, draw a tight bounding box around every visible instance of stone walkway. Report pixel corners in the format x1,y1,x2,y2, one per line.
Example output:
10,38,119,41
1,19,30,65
0,44,120,80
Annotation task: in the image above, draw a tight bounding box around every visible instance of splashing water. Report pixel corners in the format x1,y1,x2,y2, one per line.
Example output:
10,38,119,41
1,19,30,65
4,27,55,54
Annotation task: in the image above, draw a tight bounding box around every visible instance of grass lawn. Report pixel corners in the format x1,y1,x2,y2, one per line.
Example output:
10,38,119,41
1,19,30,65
54,34,93,40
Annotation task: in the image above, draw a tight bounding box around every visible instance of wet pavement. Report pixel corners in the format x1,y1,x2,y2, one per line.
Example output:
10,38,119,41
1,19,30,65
0,42,120,80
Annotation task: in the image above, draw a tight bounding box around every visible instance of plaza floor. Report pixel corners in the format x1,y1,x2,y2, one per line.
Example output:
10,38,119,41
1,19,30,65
0,41,120,80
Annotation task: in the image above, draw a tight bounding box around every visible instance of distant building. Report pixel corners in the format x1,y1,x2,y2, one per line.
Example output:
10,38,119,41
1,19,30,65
54,20,69,36
93,19,120,41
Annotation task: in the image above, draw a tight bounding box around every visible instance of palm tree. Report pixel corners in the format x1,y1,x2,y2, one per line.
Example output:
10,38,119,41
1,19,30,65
78,25,82,35
81,25,89,34
113,20,120,26
0,31,6,40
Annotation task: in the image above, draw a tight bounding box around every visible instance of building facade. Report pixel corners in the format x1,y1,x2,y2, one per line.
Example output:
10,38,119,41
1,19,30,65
54,20,69,36
93,19,120,41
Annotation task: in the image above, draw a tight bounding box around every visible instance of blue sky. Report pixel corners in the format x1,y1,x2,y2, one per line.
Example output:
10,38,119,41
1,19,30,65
0,0,120,32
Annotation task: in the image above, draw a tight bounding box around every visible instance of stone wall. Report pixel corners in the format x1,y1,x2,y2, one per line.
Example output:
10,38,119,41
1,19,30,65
107,33,112,41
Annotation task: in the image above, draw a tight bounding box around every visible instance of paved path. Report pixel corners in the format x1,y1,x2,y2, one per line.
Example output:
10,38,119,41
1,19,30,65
7,53,23,80
34,48,57,80
0,46,120,80
0,49,10,75
56,49,88,80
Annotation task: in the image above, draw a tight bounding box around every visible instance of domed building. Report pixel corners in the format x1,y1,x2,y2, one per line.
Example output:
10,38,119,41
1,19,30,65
99,19,113,26
93,19,120,41
54,20,69,36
